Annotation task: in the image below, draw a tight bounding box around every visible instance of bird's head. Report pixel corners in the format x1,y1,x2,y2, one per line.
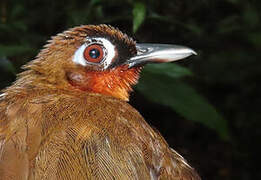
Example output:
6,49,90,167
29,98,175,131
23,25,196,101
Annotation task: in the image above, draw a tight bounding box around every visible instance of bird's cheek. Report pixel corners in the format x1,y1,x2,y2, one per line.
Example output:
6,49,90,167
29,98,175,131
66,71,91,91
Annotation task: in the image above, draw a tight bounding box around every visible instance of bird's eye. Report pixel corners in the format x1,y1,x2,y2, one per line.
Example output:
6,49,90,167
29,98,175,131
73,38,115,69
83,44,104,63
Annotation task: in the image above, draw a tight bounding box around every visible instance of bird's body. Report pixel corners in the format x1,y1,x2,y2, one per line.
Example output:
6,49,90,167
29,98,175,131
0,25,200,179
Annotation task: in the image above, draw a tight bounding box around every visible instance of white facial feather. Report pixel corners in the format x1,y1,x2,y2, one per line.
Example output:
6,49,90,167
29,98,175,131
73,44,88,66
72,37,116,69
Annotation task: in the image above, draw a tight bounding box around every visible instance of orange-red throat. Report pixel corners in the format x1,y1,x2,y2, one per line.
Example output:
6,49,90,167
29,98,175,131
67,65,142,101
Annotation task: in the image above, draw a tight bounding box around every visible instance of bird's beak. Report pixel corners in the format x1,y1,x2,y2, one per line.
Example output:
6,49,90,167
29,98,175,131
127,43,197,68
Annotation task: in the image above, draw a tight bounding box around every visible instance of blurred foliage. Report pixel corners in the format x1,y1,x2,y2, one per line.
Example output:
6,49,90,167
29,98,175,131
132,2,146,33
0,0,260,179
137,64,229,140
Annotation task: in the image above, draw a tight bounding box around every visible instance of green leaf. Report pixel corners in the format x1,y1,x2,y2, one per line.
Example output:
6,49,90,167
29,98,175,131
247,32,261,47
186,23,203,36
143,63,193,79
90,0,101,5
10,4,25,19
226,0,239,4
136,69,230,140
0,45,32,57
217,15,240,34
0,57,16,74
243,4,259,28
132,2,146,33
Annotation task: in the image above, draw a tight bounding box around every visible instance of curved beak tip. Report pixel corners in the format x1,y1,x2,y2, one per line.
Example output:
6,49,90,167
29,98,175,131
175,47,197,59
191,49,197,56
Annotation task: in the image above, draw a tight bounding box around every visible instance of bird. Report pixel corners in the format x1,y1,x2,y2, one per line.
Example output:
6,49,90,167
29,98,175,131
0,24,200,180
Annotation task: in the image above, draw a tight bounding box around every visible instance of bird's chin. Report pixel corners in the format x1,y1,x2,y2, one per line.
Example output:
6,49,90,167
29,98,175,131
65,66,142,101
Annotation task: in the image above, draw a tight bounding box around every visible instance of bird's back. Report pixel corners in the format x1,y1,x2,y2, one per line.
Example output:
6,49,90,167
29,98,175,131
0,90,200,180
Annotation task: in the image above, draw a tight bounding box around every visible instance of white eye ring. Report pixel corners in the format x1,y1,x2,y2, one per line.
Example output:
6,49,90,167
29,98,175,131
73,37,116,69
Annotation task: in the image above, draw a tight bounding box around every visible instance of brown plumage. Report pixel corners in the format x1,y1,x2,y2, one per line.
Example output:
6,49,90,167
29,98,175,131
0,25,200,179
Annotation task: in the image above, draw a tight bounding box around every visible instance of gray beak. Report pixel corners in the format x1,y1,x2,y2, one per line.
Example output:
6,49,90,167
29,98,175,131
127,43,197,68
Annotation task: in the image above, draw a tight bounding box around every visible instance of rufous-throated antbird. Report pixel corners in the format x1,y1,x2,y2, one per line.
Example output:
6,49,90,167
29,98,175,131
0,25,201,180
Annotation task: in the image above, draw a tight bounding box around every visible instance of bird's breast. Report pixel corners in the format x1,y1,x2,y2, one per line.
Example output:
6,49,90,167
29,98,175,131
27,92,159,179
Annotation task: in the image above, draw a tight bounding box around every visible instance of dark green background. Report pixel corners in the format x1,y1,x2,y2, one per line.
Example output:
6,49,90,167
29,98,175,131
0,0,260,179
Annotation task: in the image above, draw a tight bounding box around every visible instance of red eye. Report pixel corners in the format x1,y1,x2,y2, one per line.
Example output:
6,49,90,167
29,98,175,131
83,44,104,63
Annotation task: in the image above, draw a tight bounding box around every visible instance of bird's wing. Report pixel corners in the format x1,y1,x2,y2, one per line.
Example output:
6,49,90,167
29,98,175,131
0,93,54,179
0,94,27,179
141,126,201,180
158,148,201,180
